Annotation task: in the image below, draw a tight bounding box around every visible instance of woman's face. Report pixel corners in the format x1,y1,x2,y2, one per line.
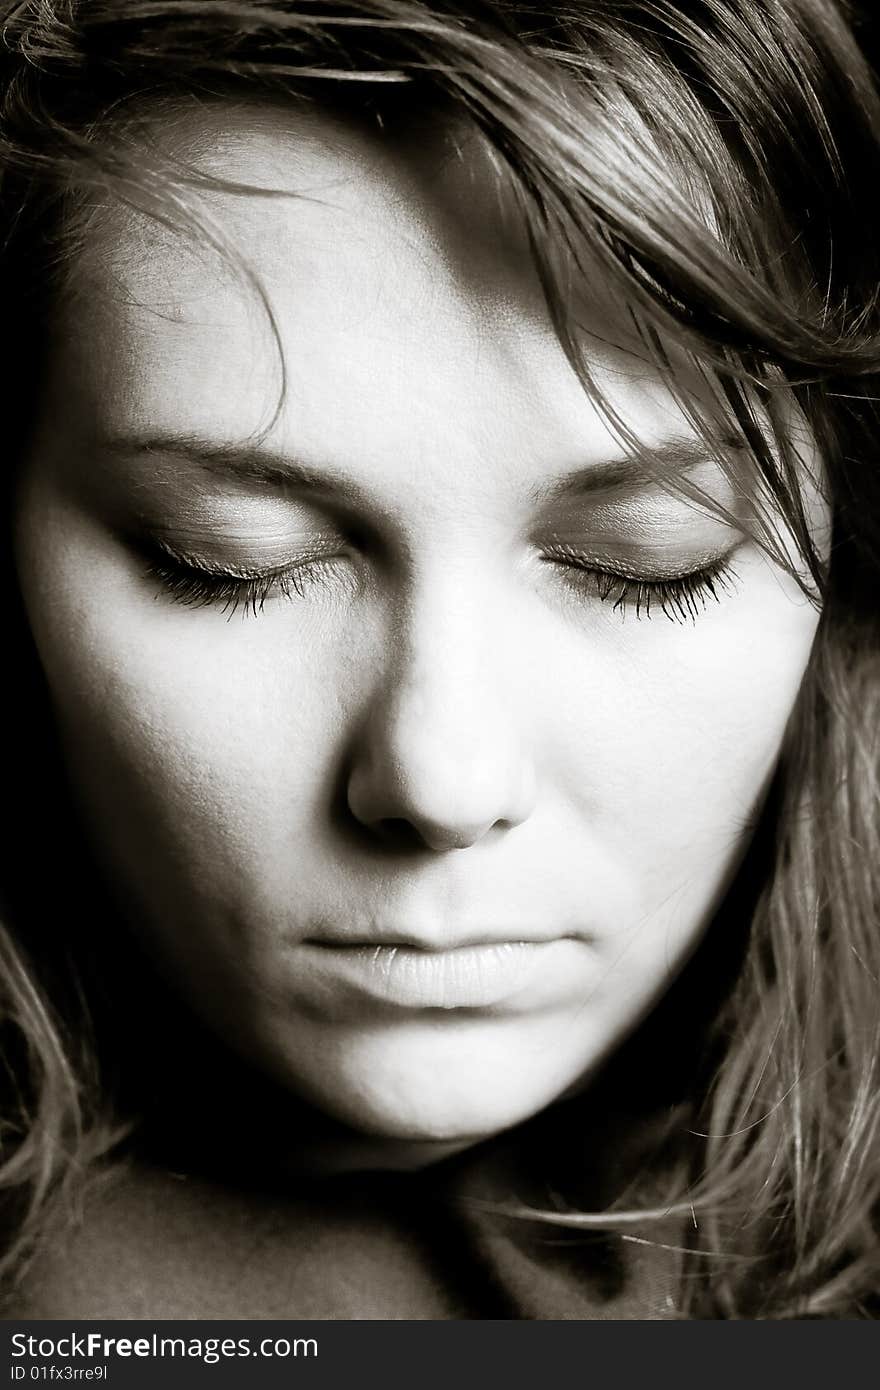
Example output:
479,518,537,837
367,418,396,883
15,107,824,1150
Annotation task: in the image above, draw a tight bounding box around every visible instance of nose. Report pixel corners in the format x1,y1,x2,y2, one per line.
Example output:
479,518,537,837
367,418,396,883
345,596,537,852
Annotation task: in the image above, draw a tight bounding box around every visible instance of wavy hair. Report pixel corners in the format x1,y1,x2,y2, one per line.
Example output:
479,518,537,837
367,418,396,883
1,0,879,1317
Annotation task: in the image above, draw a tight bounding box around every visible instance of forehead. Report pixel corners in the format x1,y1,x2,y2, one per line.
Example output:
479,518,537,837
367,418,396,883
50,102,704,468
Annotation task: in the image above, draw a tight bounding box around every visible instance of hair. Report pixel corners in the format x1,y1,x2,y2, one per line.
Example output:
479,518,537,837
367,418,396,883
1,0,879,1319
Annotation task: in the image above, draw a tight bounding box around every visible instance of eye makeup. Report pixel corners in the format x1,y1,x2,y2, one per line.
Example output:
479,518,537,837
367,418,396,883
117,481,356,616
146,553,345,617
108,432,750,624
540,543,741,621
533,469,746,622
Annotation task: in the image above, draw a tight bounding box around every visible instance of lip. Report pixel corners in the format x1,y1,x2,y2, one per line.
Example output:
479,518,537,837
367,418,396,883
298,938,573,1011
305,922,568,951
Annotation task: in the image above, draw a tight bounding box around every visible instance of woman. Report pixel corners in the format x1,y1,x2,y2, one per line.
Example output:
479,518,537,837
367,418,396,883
0,0,878,1319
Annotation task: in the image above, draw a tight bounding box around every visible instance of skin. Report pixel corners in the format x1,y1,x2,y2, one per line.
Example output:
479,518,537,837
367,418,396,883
14,106,825,1157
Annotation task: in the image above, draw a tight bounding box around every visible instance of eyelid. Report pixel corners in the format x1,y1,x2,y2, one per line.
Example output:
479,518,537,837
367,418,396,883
544,547,742,623
540,534,743,582
144,539,354,619
146,531,346,578
542,480,750,539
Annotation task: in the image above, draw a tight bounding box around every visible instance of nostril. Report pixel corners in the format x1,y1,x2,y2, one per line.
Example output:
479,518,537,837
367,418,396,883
376,816,431,850
385,814,503,853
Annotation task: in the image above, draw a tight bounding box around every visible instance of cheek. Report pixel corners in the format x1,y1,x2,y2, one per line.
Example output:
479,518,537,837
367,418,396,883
546,563,818,918
15,502,353,905
34,621,347,879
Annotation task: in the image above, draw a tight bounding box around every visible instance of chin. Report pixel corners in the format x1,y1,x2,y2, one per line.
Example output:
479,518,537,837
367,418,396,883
317,1090,514,1146
308,1091,528,1147
260,1015,590,1147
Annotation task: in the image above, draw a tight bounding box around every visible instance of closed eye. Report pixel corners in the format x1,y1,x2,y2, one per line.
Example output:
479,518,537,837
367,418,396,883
144,543,350,618
543,545,741,622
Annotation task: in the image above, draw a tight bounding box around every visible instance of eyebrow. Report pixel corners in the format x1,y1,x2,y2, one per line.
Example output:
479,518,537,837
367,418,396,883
94,430,744,502
96,433,356,497
533,435,745,503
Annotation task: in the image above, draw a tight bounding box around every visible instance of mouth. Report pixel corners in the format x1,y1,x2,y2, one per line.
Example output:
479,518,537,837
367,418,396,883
298,936,581,1011
305,921,571,951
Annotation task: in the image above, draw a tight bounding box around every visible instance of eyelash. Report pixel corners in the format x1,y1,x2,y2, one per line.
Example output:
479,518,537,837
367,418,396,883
146,549,739,623
546,552,739,622
145,555,340,618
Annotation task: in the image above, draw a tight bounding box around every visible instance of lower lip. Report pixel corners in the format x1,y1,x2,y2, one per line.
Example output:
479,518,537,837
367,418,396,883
299,940,566,1011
